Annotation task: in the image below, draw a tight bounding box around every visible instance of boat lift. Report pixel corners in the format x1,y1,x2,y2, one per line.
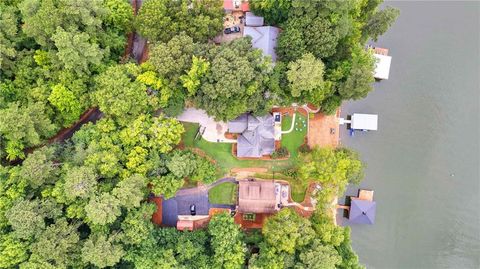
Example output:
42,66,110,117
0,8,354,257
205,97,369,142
340,113,378,136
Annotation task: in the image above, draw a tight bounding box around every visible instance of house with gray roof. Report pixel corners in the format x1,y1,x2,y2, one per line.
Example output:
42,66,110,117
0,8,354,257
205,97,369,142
243,26,280,62
228,113,275,158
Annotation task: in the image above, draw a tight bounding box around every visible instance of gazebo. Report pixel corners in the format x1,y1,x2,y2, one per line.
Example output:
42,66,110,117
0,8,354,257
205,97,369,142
349,199,376,224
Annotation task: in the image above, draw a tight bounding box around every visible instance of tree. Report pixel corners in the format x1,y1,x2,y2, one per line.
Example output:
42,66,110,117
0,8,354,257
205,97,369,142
136,0,222,43
85,193,121,225
135,0,174,42
0,5,18,76
181,55,210,97
5,198,61,239
0,233,28,268
296,240,342,269
304,17,341,59
148,116,185,153
148,33,196,84
276,19,307,62
103,0,133,32
191,157,217,184
120,204,155,245
166,151,197,179
337,46,376,100
208,213,246,269
298,147,364,204
51,27,104,75
112,174,146,209
0,102,56,160
150,174,184,199
336,227,364,269
48,84,82,127
28,219,81,268
195,37,272,121
250,0,292,25
82,233,124,268
63,166,98,200
18,0,104,47
188,0,223,42
92,65,149,124
18,147,55,189
363,7,400,41
262,208,315,254
286,53,332,105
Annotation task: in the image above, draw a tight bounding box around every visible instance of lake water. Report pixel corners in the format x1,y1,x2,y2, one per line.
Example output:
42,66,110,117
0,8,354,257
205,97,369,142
339,2,480,268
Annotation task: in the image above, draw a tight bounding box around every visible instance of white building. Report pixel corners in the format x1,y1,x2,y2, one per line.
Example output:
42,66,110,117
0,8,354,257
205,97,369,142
373,53,392,80
351,114,378,131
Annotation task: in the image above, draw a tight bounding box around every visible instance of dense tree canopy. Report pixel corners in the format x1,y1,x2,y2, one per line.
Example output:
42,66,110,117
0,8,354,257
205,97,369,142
0,0,383,267
136,0,223,43
252,0,399,113
195,37,273,121
250,208,362,269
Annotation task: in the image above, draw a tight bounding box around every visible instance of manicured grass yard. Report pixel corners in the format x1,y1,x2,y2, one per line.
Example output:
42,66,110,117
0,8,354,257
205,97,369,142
281,113,307,159
208,182,238,205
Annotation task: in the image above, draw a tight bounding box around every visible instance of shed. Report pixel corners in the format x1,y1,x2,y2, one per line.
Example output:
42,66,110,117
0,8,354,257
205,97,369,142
238,180,277,213
245,12,264,26
351,114,378,131
349,199,376,224
374,54,392,80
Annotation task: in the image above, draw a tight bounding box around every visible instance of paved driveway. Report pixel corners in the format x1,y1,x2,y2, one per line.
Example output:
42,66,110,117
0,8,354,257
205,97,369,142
161,178,237,227
176,108,236,143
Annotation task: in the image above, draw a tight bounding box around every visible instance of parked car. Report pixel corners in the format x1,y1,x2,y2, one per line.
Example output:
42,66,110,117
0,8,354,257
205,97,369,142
190,204,196,216
224,26,240,34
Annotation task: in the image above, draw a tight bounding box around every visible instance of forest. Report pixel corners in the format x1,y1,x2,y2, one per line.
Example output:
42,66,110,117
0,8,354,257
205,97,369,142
0,0,398,268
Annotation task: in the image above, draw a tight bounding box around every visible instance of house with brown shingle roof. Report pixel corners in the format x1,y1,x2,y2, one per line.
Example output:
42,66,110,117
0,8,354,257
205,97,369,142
237,179,278,213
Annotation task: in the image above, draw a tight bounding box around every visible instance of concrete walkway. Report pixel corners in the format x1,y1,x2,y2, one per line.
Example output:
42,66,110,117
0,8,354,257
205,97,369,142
281,111,297,134
176,108,237,143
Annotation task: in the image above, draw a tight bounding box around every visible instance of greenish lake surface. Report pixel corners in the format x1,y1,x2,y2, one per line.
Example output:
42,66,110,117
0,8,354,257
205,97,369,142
339,2,479,268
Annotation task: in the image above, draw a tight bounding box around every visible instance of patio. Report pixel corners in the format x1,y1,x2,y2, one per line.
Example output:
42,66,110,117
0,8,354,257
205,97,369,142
213,10,244,44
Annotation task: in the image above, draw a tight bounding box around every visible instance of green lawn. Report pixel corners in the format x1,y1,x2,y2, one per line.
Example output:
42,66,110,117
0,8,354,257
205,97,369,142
281,113,307,159
208,182,238,205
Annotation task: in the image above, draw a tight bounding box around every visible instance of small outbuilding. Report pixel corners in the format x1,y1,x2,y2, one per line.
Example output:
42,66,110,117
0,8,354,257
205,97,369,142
245,12,264,26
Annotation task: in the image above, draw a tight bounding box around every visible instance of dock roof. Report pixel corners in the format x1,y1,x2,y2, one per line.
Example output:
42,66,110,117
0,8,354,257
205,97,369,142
374,53,392,80
351,113,378,131
349,199,376,224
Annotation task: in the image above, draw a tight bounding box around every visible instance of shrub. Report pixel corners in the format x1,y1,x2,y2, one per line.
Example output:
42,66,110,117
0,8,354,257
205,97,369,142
272,147,289,159
191,157,218,184
298,143,311,153
282,167,298,179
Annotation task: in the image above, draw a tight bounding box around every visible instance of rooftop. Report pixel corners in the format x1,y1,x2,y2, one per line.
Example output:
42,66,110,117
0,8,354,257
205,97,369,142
238,179,277,213
228,113,275,158
374,53,392,80
243,26,280,62
349,199,376,224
